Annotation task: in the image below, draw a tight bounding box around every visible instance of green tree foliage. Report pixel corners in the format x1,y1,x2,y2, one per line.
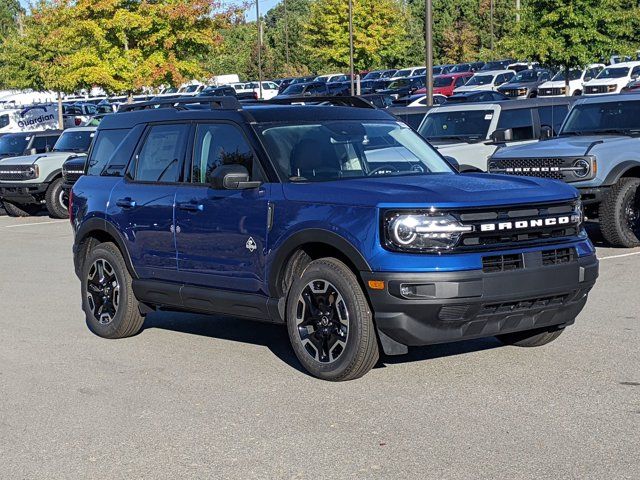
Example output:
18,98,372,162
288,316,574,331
0,0,236,93
0,0,23,40
302,0,411,72
501,0,640,71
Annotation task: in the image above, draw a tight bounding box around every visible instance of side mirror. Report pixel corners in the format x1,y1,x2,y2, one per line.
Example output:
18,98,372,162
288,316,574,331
211,164,261,190
443,155,460,172
491,128,513,143
539,125,553,140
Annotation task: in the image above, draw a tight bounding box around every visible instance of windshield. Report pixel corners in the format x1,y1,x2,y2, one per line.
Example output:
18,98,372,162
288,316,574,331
434,77,453,87
481,61,507,70
551,70,583,82
466,75,493,86
363,71,382,79
257,121,453,182
282,84,305,95
183,85,200,93
450,64,470,73
419,110,494,141
393,69,413,77
597,67,629,79
510,70,540,82
53,130,94,152
0,133,28,155
561,100,640,135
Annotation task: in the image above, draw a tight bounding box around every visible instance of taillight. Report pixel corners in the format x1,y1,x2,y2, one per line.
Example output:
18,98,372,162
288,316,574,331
68,189,74,224
75,117,81,126
253,91,259,100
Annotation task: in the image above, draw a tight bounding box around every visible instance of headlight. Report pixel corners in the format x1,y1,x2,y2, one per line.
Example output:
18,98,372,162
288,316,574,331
26,165,39,178
518,88,528,95
607,84,617,92
572,159,590,178
384,211,473,252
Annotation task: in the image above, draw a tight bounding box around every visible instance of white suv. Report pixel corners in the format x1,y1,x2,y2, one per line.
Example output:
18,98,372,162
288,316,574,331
583,62,640,95
538,64,605,97
453,70,515,93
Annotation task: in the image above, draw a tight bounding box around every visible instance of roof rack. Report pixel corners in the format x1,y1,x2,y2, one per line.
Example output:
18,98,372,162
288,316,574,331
254,96,376,109
118,95,242,113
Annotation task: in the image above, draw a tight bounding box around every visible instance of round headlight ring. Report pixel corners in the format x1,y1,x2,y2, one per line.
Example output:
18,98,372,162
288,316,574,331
573,158,590,178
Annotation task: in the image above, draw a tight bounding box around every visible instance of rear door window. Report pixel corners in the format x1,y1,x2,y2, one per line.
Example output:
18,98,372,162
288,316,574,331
497,108,535,141
132,124,190,183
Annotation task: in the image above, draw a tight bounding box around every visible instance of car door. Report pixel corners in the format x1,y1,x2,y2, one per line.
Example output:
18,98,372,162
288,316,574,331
107,123,190,281
174,122,269,293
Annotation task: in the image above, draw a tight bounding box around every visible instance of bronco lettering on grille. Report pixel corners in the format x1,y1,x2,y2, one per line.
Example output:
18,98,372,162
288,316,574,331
479,215,576,232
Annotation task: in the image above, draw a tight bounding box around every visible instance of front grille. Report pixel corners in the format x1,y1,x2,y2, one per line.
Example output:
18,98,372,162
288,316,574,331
540,87,565,96
490,157,565,179
502,89,522,97
480,294,569,316
482,253,524,273
585,85,609,94
0,165,34,181
62,168,84,185
542,247,576,266
457,201,580,251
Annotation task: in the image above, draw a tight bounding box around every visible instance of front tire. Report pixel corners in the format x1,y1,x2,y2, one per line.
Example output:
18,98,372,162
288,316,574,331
496,326,564,347
45,177,69,219
82,242,145,339
286,258,379,381
2,200,41,217
599,177,640,247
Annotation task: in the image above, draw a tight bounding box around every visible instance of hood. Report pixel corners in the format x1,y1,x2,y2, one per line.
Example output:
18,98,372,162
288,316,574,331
540,80,579,89
584,78,624,86
454,84,490,92
0,151,76,167
491,135,630,159
282,173,577,209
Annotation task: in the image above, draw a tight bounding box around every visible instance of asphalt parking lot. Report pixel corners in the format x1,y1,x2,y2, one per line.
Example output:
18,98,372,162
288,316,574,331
0,215,638,480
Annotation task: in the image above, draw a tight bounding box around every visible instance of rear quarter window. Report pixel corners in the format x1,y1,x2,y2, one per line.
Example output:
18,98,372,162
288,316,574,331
86,129,129,176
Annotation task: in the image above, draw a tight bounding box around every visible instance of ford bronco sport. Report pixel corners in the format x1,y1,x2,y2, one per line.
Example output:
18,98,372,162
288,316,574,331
70,96,599,381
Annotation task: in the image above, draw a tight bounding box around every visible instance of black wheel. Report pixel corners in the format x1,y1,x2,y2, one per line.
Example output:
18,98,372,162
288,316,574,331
1,200,41,217
496,326,565,347
599,177,640,247
45,178,69,219
286,258,379,381
81,242,145,339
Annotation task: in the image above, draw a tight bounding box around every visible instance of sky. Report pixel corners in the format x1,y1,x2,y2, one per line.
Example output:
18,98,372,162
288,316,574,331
18,0,281,21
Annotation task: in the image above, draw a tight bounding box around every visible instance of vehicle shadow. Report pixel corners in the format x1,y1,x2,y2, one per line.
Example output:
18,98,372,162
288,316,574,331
143,310,503,376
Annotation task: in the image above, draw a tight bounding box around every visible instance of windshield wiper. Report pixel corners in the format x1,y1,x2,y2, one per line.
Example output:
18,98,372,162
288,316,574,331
590,128,640,136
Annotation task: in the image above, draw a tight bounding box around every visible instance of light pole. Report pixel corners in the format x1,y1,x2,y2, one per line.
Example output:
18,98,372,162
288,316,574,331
490,0,495,54
256,1,263,99
348,0,355,96
425,0,433,106
516,0,521,23
284,0,290,65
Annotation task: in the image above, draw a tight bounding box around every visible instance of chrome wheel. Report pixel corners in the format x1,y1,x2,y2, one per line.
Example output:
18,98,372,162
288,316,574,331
58,189,68,210
86,259,120,325
295,280,349,363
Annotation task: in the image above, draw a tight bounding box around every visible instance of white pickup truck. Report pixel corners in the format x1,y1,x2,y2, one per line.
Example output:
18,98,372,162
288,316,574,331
583,61,640,95
538,64,605,97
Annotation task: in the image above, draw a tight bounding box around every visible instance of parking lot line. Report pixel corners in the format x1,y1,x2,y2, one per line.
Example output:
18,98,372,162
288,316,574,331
4,219,68,228
598,251,640,261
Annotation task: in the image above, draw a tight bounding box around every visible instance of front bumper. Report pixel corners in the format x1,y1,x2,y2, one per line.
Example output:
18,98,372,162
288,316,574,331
362,252,598,349
0,182,48,203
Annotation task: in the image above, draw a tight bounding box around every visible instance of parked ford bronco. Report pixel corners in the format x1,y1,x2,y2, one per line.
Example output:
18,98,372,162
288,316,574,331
489,95,640,247
0,126,95,218
70,96,598,381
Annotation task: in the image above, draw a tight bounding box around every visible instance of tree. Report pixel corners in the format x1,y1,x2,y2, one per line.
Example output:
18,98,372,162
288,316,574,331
0,0,238,94
500,0,640,92
302,0,410,72
0,0,22,40
264,0,313,76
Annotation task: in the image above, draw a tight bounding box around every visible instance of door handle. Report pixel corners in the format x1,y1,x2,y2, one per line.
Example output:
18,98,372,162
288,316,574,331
177,202,204,212
116,197,136,209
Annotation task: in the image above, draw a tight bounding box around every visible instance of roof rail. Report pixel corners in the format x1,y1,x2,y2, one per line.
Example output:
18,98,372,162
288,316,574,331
255,96,376,109
118,95,242,113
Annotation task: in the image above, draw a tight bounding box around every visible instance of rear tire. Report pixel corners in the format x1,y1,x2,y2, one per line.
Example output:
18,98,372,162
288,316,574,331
45,178,69,219
82,242,145,339
599,177,640,247
496,327,564,347
2,200,41,217
286,258,379,381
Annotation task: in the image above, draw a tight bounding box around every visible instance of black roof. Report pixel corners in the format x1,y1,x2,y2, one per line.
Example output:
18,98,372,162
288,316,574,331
99,95,395,130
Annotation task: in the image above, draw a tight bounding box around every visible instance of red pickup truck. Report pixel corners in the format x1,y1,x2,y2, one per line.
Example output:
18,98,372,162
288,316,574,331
415,72,474,97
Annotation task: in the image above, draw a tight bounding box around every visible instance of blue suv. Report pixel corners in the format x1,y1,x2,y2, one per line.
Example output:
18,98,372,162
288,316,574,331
70,96,599,381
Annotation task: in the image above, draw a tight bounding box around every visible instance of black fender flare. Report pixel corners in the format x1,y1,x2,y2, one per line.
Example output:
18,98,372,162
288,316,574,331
602,160,640,186
459,164,484,173
74,217,138,278
267,228,372,297
42,168,63,184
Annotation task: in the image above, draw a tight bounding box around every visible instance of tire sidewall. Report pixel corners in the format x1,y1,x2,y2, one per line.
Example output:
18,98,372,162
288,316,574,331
82,243,134,338
46,178,69,219
614,178,640,246
286,260,370,380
